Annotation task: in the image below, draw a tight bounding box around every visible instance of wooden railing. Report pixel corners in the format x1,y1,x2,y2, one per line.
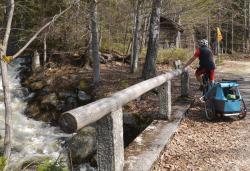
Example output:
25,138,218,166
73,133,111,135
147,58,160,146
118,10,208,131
59,68,189,171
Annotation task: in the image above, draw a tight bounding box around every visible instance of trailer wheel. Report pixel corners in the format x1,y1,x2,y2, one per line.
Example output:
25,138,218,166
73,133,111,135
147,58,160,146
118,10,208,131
205,101,216,120
239,99,247,119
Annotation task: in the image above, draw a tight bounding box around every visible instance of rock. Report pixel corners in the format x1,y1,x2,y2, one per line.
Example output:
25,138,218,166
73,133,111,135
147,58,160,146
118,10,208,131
78,91,91,104
12,87,29,98
68,127,96,164
123,112,137,125
25,103,40,118
23,92,35,102
45,78,53,85
58,91,77,99
53,75,79,91
65,96,78,110
78,164,96,171
41,93,58,107
30,81,47,90
79,80,91,93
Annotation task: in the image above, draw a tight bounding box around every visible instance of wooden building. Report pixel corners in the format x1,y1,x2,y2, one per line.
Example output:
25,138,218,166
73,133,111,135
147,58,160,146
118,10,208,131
159,17,184,49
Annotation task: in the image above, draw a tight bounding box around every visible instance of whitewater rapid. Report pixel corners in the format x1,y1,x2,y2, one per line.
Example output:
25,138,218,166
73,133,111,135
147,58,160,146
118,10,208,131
0,58,71,170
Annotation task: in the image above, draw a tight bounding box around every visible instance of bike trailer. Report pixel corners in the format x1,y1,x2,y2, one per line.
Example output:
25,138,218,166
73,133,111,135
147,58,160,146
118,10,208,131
206,81,242,114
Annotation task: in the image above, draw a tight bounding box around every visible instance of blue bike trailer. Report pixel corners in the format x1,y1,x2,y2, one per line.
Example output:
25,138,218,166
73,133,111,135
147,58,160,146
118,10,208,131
211,81,242,114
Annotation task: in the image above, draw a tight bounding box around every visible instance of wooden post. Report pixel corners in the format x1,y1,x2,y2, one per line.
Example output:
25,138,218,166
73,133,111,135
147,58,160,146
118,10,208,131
159,80,171,119
96,108,124,171
181,71,189,97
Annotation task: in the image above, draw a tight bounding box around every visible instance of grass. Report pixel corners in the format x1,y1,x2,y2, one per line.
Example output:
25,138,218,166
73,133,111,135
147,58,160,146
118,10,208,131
37,159,68,171
0,157,6,171
141,48,192,64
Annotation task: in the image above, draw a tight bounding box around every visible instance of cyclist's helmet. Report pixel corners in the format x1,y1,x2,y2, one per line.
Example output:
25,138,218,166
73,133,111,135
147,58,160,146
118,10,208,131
198,39,208,47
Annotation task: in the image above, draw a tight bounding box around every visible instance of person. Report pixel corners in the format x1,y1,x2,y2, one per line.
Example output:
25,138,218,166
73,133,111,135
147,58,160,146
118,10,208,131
183,39,215,90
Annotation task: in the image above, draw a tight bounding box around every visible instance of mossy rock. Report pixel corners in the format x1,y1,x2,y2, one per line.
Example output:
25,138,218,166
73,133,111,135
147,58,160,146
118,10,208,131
79,80,92,93
120,80,129,89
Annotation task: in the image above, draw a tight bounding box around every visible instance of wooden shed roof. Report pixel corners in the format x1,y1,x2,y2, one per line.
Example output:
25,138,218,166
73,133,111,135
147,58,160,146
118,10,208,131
160,17,184,33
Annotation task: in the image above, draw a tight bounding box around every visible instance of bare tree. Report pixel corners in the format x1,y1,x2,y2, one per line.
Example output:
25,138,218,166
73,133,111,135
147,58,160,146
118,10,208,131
89,0,100,86
131,0,143,73
142,0,162,79
43,33,47,65
1,0,78,161
1,0,15,160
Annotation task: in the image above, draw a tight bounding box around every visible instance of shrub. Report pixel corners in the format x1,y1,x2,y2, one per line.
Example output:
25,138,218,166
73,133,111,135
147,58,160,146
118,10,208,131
37,159,68,171
0,157,6,171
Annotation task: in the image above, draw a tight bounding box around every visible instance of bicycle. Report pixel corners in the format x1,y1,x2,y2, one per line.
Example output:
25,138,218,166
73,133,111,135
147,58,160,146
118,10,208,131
201,73,216,120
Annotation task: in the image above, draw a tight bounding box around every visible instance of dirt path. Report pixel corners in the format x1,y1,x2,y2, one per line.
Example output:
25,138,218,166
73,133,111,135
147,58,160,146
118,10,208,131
154,61,250,171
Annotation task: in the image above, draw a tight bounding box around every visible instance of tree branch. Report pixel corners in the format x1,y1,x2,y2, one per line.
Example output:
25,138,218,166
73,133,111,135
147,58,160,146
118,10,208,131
3,0,14,51
13,1,79,59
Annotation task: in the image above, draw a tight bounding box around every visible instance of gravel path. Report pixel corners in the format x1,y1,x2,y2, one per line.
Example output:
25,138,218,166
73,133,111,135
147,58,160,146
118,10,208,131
154,61,250,171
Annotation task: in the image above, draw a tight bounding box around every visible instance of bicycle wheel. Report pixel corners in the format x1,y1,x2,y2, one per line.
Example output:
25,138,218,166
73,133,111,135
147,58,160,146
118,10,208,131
238,99,247,119
204,100,216,120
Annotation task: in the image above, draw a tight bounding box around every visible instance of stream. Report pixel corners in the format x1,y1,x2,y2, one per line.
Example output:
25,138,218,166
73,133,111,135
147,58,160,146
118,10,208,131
0,58,71,170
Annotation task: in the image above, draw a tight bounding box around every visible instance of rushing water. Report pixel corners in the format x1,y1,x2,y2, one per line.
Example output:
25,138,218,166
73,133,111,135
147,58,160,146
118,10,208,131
0,59,71,170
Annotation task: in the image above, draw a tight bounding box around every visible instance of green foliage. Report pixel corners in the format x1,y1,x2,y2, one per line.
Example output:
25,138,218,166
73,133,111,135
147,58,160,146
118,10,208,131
37,159,68,171
0,156,6,171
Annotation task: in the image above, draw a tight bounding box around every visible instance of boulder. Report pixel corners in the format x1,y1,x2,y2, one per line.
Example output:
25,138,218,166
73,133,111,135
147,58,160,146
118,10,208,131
68,126,96,164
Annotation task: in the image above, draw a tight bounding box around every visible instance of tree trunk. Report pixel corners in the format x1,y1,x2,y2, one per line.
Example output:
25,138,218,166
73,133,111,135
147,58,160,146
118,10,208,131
123,17,129,55
1,0,14,160
231,13,234,54
244,0,247,53
176,16,181,48
32,50,40,71
90,0,100,85
0,57,12,161
142,0,162,80
43,34,47,65
140,16,149,52
247,0,250,52
207,15,210,46
131,0,143,73
226,23,228,53
192,31,196,52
